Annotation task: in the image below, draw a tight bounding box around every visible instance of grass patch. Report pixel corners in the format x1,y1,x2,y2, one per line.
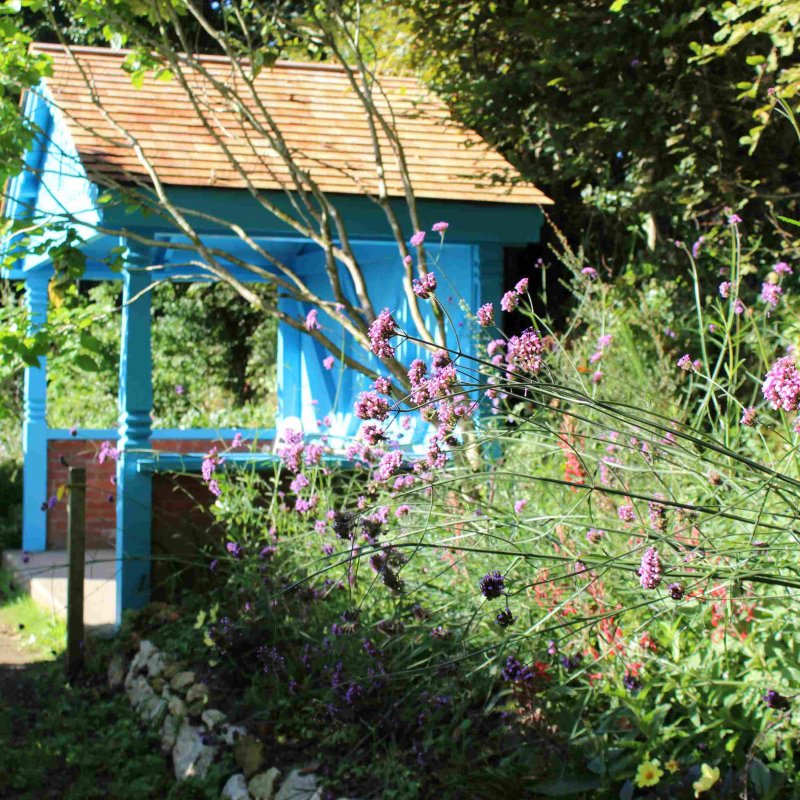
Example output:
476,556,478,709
0,567,66,659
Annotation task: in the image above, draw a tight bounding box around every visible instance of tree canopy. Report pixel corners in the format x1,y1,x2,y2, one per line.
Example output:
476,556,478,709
395,0,800,269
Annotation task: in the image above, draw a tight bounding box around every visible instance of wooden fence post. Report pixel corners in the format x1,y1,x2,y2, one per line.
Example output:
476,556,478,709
66,466,86,678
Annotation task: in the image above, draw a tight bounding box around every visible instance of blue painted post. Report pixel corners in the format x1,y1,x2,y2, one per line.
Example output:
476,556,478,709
115,246,153,620
22,273,49,552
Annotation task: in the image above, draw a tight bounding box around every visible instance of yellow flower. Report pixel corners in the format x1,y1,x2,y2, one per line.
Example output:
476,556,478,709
635,758,663,788
693,763,721,797
665,759,680,774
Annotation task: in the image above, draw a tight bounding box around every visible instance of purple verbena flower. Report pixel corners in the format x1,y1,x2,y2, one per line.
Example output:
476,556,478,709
741,406,758,426
97,440,119,464
495,608,515,628
412,272,437,299
479,570,506,600
586,528,604,544
760,282,783,308
374,450,403,482
668,582,685,600
638,546,662,589
410,230,426,247
226,541,243,559
432,221,449,233
618,504,635,522
368,308,398,359
477,302,494,327
763,689,791,710
773,261,792,276
501,290,519,313
763,356,800,411
506,328,546,374
305,309,320,331
373,376,392,395
354,391,391,421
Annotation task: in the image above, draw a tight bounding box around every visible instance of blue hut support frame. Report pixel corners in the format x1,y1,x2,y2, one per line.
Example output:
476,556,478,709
11,213,538,625
6,87,545,624
117,251,154,611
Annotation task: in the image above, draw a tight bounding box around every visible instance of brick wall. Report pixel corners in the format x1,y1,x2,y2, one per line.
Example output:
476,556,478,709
46,437,266,550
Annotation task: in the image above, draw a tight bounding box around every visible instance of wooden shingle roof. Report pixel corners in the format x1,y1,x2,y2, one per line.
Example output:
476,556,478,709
32,43,551,205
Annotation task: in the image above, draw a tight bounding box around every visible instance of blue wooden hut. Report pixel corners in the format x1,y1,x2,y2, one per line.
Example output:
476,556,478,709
2,44,551,623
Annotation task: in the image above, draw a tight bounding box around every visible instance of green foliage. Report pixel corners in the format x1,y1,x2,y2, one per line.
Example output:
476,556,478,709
42,280,277,429
695,0,800,150
395,0,800,267
0,567,64,657
0,632,225,799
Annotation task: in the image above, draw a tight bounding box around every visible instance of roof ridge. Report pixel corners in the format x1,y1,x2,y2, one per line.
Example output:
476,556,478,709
29,41,395,75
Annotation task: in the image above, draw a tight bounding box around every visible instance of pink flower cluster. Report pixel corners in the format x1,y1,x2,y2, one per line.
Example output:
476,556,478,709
305,309,320,331
506,328,546,375
773,261,792,275
201,446,224,498
373,376,392,395
412,272,437,299
276,428,305,472
97,440,119,464
375,450,404,483
477,303,494,327
368,308,398,359
762,355,800,411
355,391,391,421
760,282,782,308
638,547,663,589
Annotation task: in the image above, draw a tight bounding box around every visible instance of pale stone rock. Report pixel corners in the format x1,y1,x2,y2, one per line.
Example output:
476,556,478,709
201,708,227,729
160,714,180,754
150,677,166,694
141,695,168,726
186,683,210,704
170,671,196,692
222,773,252,800
162,661,180,680
248,768,282,800
221,724,248,746
168,694,187,717
107,653,126,690
234,735,265,778
130,640,157,674
126,675,155,711
147,651,168,678
275,770,321,800
173,722,217,781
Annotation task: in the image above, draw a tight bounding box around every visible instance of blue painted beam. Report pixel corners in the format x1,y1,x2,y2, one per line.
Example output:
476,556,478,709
101,188,545,245
47,427,277,442
21,274,49,552
135,451,356,474
115,244,154,622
